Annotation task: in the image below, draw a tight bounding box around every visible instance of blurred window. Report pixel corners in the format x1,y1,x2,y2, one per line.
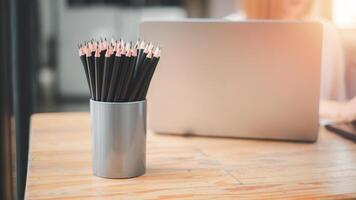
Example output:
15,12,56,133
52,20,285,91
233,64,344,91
333,0,356,28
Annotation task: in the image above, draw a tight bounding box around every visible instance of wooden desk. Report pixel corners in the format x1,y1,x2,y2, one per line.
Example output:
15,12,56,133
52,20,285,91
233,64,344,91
26,113,356,199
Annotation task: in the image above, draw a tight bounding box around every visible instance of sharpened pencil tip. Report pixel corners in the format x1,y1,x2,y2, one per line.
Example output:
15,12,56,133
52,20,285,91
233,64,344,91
139,40,145,49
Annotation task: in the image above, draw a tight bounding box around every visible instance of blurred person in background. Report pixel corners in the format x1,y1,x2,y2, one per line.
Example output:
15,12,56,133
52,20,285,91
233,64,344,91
226,0,356,122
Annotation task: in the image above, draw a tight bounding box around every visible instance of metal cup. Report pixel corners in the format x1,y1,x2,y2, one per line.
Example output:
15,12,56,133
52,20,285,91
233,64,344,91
90,99,146,178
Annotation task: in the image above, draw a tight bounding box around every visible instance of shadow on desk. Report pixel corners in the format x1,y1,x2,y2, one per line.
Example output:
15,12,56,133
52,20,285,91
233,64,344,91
154,131,318,144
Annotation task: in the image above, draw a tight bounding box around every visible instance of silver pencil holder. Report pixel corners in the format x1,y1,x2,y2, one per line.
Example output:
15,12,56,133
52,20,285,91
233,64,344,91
90,99,146,178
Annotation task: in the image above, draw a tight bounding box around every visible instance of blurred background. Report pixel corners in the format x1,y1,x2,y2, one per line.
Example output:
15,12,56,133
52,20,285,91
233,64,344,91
1,0,356,199
37,0,356,112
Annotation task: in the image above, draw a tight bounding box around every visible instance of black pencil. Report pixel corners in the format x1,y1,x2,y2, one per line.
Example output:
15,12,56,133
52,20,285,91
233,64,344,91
128,51,153,101
114,42,127,102
132,40,145,81
137,42,152,70
117,42,132,101
107,49,122,102
86,44,96,99
99,40,106,99
120,46,137,101
78,45,91,93
138,47,161,100
101,46,112,101
94,47,102,101
106,46,115,100
106,39,120,101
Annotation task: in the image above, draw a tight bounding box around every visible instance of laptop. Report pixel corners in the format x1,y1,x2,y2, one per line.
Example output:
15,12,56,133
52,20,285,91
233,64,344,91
140,20,322,142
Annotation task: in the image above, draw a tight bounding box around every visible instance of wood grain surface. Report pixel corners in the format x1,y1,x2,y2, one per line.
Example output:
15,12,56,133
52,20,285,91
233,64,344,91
25,113,356,200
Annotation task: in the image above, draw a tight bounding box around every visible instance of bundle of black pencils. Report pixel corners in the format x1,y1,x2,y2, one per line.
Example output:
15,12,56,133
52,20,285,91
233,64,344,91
78,38,161,102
